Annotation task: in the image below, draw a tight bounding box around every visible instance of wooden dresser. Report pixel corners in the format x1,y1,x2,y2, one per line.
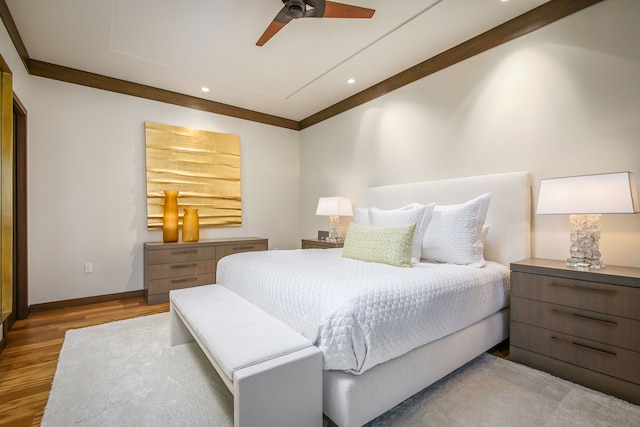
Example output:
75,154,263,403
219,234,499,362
510,258,640,405
143,237,268,305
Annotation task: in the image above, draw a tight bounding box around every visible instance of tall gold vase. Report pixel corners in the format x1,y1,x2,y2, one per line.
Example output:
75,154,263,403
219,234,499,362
182,208,199,242
162,190,179,242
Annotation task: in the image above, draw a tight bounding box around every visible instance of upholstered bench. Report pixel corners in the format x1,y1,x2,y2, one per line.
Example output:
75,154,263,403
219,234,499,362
169,285,322,427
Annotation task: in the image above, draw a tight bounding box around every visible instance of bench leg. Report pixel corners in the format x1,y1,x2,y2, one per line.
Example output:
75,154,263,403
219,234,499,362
233,346,322,427
170,304,195,346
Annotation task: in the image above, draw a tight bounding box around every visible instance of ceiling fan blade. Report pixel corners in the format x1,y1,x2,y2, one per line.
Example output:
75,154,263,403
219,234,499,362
323,1,375,18
256,8,292,46
256,21,287,46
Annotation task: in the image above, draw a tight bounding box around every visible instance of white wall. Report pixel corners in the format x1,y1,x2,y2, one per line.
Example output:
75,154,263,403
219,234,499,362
27,78,300,304
300,0,640,268
5,0,640,308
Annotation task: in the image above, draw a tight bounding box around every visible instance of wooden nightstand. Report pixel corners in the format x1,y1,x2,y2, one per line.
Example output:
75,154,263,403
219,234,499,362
301,239,344,249
509,258,640,405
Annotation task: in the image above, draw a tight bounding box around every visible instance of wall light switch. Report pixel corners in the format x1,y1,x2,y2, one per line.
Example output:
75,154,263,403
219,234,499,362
84,263,93,274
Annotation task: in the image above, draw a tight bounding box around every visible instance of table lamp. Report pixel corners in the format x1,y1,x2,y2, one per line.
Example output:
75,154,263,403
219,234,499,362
316,197,353,242
536,171,639,269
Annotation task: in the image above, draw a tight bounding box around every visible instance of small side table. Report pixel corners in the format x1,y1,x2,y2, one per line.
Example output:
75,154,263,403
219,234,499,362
301,239,344,249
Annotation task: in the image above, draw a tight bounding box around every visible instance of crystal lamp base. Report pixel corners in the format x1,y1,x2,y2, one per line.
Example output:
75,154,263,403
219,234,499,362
566,257,605,270
326,215,343,243
567,214,604,270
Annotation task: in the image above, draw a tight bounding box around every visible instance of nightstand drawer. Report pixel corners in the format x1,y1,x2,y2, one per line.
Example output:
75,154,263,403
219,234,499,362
301,239,344,249
511,272,640,319
146,259,216,280
146,246,216,265
511,297,640,352
302,242,332,249
146,273,216,295
511,323,640,384
216,242,268,259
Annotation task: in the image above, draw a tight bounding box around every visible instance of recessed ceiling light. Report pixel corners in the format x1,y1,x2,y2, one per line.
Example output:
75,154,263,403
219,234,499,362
347,78,355,84
201,87,210,93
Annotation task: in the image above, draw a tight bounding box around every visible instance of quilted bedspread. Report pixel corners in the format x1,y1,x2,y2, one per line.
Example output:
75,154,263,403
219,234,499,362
216,248,509,374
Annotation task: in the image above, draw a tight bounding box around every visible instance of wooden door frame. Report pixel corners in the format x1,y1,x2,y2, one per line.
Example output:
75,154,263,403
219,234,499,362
14,94,27,320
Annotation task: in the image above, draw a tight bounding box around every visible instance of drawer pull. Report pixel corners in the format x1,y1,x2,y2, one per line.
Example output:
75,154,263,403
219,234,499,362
171,263,197,269
551,336,617,357
233,245,255,250
170,249,198,255
551,282,617,296
550,308,617,326
170,277,198,284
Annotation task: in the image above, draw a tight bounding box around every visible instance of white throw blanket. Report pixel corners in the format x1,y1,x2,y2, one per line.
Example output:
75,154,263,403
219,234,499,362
217,249,509,374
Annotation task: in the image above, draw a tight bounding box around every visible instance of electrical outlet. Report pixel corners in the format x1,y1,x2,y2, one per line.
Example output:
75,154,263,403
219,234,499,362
84,263,93,274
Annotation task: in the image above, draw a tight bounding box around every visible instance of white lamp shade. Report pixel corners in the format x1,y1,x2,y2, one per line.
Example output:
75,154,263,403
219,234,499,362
316,197,353,216
537,171,640,215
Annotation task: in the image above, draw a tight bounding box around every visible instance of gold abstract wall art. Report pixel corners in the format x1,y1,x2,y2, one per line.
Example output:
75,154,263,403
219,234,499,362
145,122,241,229
0,55,13,323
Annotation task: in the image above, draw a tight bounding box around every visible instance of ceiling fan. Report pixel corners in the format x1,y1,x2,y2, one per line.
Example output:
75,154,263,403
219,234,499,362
257,0,375,46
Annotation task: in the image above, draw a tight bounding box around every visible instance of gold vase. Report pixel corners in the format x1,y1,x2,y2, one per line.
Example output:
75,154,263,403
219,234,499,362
182,208,199,242
162,190,179,243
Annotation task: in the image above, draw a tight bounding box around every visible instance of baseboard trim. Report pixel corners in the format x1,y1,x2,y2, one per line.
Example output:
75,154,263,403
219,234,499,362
30,290,145,313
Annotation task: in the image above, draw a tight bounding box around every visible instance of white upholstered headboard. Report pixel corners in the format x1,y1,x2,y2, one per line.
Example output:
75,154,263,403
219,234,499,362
359,171,531,266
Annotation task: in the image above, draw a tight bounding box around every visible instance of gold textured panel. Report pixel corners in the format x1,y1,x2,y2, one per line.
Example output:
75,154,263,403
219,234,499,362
145,122,241,229
0,56,12,322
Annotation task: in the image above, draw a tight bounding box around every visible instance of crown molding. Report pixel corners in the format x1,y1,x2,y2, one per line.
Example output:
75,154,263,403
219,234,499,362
0,0,29,72
28,60,300,130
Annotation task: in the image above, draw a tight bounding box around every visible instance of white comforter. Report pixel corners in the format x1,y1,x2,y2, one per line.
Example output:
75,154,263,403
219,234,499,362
216,248,509,374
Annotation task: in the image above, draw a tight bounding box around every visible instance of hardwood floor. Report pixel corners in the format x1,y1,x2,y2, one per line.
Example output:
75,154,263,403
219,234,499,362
0,297,168,427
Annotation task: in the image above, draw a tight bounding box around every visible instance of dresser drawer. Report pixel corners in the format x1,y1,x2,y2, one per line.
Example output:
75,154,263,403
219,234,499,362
511,272,640,319
146,259,216,280
216,242,268,259
144,238,268,305
511,322,640,384
511,297,640,352
146,246,216,265
146,273,216,296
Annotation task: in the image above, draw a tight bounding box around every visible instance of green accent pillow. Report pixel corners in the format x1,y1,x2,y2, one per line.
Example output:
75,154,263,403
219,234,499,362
342,223,416,268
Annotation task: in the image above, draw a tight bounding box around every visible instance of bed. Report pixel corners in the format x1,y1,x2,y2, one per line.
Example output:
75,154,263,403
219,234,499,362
217,171,531,427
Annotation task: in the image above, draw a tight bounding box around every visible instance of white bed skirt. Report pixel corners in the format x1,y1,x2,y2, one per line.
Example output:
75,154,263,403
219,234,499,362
323,308,510,427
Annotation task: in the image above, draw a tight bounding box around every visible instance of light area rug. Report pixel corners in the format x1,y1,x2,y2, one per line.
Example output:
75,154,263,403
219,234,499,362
42,313,233,426
42,313,640,426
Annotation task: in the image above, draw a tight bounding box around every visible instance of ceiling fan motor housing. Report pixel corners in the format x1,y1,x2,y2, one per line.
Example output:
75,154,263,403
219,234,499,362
284,0,306,19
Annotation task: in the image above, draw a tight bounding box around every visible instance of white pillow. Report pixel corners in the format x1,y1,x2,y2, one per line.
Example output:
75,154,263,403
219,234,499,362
481,225,490,245
421,193,491,267
353,208,370,225
369,203,435,264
